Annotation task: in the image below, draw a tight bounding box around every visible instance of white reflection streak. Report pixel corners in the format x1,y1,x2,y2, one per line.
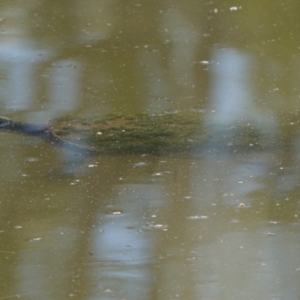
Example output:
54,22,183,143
95,222,144,261
208,48,252,125
89,215,151,295
162,10,199,88
8,60,33,109
88,183,161,296
47,60,81,114
0,43,49,110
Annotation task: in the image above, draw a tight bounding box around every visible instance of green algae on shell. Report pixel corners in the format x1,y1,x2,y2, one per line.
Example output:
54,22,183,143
49,113,205,155
0,114,273,155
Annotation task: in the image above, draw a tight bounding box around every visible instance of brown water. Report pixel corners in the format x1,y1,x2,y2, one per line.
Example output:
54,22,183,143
1,1,300,300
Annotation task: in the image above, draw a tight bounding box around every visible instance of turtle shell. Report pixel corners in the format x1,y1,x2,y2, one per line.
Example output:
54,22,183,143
49,113,204,155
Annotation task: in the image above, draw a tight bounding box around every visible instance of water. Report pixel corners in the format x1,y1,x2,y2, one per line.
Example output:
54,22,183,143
1,1,300,300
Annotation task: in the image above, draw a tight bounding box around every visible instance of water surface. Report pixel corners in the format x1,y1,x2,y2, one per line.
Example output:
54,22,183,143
1,1,300,300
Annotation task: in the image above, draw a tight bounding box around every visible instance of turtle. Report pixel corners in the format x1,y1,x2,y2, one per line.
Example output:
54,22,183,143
0,113,205,156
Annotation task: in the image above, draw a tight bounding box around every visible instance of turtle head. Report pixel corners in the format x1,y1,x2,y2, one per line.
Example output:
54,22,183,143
0,117,12,128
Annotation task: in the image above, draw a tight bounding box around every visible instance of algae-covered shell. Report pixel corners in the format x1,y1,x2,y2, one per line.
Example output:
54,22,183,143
50,113,204,155
0,114,267,155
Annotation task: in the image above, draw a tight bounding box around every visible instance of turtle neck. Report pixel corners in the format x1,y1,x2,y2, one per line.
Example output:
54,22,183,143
2,120,48,136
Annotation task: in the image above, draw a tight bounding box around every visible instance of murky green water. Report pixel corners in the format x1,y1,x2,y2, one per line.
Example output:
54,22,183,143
1,1,300,299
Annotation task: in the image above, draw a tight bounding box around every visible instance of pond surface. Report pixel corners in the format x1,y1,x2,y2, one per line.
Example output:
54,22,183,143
1,1,300,300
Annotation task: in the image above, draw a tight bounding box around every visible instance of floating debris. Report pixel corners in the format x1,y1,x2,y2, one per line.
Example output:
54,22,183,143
134,162,150,167
147,222,168,230
28,157,39,162
28,237,43,242
264,232,275,236
229,6,242,11
187,215,208,220
106,209,123,215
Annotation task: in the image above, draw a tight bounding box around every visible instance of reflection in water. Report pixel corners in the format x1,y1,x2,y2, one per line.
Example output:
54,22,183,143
207,47,275,132
47,60,81,115
0,43,51,110
208,48,253,124
1,148,300,299
89,184,160,298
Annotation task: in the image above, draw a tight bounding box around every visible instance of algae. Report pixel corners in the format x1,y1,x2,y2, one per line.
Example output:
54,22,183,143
50,113,204,155
50,113,270,155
